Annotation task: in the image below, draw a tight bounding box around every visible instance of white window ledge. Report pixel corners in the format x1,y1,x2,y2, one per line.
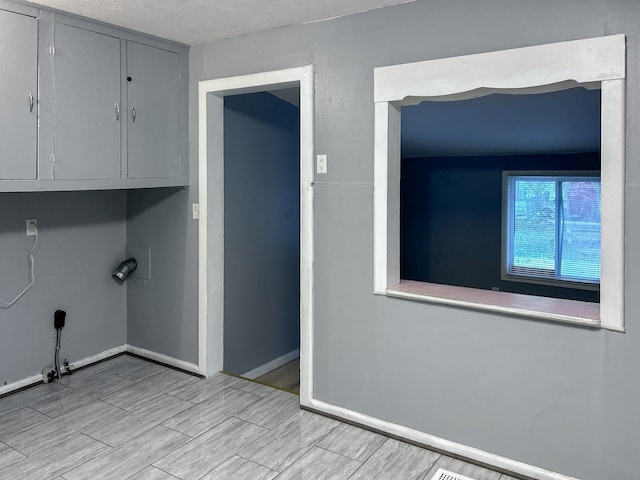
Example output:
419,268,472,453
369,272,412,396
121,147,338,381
387,281,600,328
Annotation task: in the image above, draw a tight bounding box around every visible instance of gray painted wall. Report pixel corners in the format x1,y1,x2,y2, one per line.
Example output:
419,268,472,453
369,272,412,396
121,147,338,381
188,2,640,479
401,153,600,302
223,92,300,375
126,187,199,364
0,191,127,384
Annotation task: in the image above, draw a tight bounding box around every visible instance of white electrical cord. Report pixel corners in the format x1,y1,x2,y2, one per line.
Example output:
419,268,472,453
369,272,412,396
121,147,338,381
0,230,38,309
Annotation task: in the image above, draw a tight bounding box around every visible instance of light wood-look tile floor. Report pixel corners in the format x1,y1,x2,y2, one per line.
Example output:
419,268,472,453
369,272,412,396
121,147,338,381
255,359,300,394
0,355,518,480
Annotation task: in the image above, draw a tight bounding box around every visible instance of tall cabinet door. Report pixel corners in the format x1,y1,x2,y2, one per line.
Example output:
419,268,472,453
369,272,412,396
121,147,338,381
127,41,180,179
53,24,121,180
0,10,37,180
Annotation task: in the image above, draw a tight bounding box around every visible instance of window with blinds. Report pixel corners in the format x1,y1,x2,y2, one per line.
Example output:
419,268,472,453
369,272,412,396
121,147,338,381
503,172,601,289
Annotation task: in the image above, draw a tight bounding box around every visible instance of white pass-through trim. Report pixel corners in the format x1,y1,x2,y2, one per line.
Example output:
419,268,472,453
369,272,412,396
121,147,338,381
374,35,625,103
373,34,626,331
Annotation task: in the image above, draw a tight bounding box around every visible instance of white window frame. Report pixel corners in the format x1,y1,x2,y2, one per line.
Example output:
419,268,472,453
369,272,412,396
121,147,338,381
501,170,601,290
373,35,626,331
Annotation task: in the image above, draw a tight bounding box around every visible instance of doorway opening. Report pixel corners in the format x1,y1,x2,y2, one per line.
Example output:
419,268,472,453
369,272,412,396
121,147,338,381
223,89,301,393
197,66,314,403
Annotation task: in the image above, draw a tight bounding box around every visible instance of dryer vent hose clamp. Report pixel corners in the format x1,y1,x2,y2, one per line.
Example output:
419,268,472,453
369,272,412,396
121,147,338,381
112,258,137,282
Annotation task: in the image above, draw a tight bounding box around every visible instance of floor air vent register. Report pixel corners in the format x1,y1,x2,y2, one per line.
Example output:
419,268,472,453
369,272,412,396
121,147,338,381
431,469,477,480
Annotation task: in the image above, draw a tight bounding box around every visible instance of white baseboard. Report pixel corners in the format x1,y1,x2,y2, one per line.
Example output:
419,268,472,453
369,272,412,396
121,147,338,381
125,344,204,376
303,398,579,480
0,344,127,397
0,373,42,397
241,348,300,379
69,345,127,370
0,343,203,397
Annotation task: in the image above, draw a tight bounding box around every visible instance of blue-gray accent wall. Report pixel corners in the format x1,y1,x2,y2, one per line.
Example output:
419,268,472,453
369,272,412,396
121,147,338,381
401,153,600,303
223,91,300,375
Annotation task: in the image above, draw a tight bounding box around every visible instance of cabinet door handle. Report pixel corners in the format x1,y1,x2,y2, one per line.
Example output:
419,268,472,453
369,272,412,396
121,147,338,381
131,106,136,123
28,93,34,113
115,103,120,121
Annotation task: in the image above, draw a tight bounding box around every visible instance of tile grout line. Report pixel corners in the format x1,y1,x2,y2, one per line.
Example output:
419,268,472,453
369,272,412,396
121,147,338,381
344,438,389,480
164,390,198,404
184,416,279,478
214,454,280,479
0,440,25,460
242,455,280,473
314,444,366,464
269,446,316,478
1,413,55,449
0,406,52,440
314,423,389,465
56,432,114,479
227,386,267,403
61,427,191,479
164,387,268,436
235,449,306,474
133,394,201,430
160,422,197,439
232,401,301,431
145,427,204,476
419,455,445,480
150,464,182,479
230,414,278,431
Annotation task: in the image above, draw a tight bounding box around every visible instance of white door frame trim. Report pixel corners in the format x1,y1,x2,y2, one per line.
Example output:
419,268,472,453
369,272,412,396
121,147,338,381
197,65,315,405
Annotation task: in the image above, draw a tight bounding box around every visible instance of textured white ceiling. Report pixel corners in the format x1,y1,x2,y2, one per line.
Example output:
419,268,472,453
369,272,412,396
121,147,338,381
27,0,415,45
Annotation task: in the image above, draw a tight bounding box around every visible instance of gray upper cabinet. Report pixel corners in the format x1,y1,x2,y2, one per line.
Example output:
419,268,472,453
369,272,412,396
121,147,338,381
127,41,180,179
0,4,187,192
0,9,38,180
52,25,121,180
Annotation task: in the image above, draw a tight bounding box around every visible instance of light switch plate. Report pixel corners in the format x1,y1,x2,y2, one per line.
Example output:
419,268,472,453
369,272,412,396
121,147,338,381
316,154,327,174
192,203,200,219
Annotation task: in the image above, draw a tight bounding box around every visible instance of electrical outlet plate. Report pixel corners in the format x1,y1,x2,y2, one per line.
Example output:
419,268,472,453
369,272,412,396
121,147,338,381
26,219,37,236
42,367,54,383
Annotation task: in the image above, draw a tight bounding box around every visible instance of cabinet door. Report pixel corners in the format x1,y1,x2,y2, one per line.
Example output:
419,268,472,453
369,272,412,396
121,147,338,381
53,24,121,180
127,41,180,179
0,10,37,180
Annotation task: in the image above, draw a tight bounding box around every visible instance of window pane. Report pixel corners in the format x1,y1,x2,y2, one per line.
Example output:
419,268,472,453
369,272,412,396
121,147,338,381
560,181,601,281
511,179,556,274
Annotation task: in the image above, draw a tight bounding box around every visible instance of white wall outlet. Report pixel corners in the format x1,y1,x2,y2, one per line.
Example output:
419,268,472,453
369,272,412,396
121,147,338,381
26,219,37,236
42,367,54,383
192,203,200,219
316,154,327,174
